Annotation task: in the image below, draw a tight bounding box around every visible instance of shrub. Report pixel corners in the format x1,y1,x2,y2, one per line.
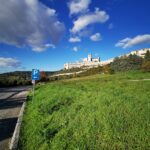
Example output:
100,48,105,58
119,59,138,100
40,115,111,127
144,50,150,62
103,65,114,74
141,61,150,72
111,54,143,72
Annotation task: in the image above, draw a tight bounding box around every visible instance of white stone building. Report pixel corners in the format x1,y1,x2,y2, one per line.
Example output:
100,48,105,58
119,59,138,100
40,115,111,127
64,48,150,70
125,48,150,58
64,54,101,69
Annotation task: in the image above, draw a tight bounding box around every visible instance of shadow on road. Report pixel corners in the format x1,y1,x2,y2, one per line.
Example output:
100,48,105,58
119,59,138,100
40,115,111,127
0,98,25,110
0,86,31,149
0,86,31,110
0,117,17,141
0,90,25,93
0,86,31,93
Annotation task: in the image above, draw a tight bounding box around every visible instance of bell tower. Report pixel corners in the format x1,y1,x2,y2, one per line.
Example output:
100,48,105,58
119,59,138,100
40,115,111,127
88,54,92,62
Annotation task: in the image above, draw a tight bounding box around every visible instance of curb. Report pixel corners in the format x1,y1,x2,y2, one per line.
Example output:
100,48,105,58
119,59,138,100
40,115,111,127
9,102,26,150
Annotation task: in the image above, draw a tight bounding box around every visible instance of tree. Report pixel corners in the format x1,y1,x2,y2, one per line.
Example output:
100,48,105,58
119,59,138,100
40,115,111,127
141,61,150,72
127,54,143,70
40,71,49,82
111,54,143,72
144,50,150,62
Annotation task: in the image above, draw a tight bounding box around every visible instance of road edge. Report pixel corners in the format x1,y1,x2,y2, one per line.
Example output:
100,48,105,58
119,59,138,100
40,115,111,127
9,101,26,150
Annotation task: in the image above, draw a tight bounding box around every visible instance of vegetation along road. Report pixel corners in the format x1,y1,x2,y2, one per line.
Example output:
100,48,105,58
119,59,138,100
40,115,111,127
0,86,31,150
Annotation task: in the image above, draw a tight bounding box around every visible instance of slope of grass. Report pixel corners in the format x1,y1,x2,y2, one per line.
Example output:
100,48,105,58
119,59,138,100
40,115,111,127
19,71,150,150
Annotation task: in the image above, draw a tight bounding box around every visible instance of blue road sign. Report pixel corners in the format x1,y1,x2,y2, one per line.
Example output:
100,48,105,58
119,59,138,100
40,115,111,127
32,69,40,80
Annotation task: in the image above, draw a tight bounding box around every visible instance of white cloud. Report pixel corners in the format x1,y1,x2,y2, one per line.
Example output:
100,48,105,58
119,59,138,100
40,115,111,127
32,43,56,52
72,46,79,52
71,8,109,33
46,8,56,16
0,0,65,52
68,0,91,15
45,44,56,49
115,38,131,47
0,57,20,68
69,36,81,43
115,34,150,48
90,33,102,41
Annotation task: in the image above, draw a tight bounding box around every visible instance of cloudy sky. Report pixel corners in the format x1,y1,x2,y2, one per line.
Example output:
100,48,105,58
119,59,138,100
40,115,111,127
0,0,150,73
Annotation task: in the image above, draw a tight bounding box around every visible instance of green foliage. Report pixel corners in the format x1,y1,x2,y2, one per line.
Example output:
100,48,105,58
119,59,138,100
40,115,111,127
140,50,150,72
0,71,56,87
19,71,150,150
144,50,150,62
141,61,150,72
0,74,32,87
111,55,143,72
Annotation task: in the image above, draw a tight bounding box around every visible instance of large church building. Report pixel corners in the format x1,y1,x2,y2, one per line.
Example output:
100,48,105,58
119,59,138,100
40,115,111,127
64,54,101,70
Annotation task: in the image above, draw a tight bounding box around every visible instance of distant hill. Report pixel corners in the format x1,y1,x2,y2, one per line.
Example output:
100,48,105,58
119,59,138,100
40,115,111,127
0,71,57,87
0,71,56,78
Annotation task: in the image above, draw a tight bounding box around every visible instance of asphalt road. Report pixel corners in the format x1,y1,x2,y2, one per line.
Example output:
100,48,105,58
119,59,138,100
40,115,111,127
0,86,31,150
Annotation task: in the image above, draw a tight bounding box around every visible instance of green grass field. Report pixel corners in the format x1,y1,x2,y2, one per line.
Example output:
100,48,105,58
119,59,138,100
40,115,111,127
19,71,150,150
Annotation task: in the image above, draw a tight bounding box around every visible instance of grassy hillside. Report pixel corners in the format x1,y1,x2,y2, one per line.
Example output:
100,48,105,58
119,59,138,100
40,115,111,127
19,71,150,150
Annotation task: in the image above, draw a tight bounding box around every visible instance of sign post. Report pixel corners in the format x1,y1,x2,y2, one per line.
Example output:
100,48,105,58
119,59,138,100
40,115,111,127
32,69,40,101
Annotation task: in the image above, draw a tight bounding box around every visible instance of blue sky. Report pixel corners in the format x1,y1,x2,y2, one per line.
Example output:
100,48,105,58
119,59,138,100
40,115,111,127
0,0,150,73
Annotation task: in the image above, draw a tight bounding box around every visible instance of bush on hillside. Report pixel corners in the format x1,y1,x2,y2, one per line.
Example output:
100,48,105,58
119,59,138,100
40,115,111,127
144,50,150,62
141,61,150,72
102,64,114,74
111,54,143,72
0,76,31,87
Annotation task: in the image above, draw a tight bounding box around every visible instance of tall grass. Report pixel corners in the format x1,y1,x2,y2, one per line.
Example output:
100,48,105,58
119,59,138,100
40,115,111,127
19,71,150,150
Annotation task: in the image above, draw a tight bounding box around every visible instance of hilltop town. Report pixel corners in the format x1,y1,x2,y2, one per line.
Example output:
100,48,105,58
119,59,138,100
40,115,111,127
64,48,150,70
